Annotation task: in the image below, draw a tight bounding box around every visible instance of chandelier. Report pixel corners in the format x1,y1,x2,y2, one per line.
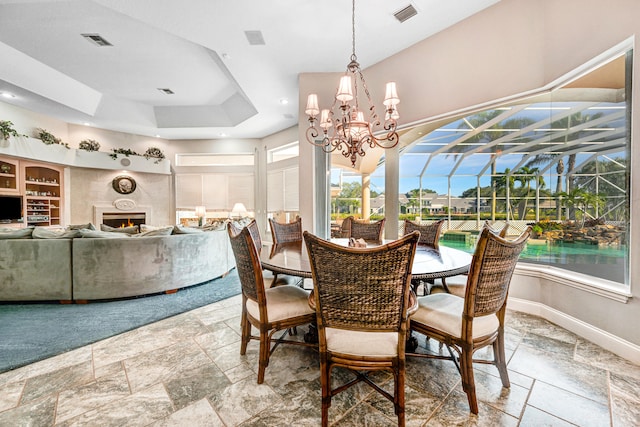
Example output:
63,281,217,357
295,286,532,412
304,0,400,168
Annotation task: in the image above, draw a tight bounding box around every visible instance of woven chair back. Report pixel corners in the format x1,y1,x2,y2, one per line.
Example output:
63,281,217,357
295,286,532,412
246,219,263,252
350,218,386,242
227,223,265,304
339,216,353,238
403,219,444,248
464,226,531,318
269,217,302,244
304,231,419,331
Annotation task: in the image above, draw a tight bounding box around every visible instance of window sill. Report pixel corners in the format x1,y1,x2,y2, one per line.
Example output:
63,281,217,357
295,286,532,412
515,262,631,303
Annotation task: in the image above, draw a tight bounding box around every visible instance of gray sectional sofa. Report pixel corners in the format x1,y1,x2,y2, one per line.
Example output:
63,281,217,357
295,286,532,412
0,227,235,301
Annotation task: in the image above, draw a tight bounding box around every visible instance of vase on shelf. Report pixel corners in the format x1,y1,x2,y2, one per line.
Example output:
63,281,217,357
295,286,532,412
0,164,10,174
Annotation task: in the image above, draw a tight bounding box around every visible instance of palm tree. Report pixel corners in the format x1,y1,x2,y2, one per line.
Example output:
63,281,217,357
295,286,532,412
455,111,536,220
492,168,516,220
514,166,545,220
559,188,605,227
525,111,604,220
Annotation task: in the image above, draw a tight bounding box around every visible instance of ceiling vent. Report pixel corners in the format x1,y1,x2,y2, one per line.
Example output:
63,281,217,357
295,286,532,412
393,4,418,23
81,33,112,47
283,113,294,119
244,30,265,45
157,88,175,95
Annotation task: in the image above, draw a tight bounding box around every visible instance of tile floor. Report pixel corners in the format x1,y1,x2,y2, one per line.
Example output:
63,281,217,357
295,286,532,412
0,294,639,426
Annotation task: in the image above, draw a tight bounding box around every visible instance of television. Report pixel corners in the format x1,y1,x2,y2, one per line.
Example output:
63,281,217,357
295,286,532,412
0,196,22,222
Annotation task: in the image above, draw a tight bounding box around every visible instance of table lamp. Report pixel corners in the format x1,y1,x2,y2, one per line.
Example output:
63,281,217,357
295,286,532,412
230,202,247,219
195,205,206,227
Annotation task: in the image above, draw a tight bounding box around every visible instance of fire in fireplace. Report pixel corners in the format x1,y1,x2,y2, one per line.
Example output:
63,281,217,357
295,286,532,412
102,212,146,228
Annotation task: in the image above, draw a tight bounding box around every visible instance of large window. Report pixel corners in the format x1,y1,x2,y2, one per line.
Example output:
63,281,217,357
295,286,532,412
396,50,630,285
323,47,630,286
266,142,300,223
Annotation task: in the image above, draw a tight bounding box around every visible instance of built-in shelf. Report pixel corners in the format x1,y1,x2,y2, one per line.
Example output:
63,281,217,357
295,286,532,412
0,158,20,193
24,163,63,227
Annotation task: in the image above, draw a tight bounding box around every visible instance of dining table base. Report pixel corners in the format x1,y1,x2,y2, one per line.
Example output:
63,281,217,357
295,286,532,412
303,323,318,344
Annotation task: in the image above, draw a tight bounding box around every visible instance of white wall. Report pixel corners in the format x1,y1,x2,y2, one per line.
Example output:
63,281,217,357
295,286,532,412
70,168,172,226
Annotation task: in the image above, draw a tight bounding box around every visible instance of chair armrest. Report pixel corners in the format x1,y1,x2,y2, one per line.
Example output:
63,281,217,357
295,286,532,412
308,289,316,311
407,289,419,317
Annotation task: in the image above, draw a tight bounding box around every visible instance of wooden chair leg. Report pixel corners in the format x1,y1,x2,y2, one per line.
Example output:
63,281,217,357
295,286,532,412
493,330,510,388
257,330,270,384
320,360,331,427
460,348,478,414
240,309,250,355
396,367,406,427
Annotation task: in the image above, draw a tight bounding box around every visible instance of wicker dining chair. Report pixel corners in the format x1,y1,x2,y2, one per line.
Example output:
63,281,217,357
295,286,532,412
403,219,445,249
404,219,445,295
268,216,303,244
227,223,316,384
304,230,420,427
338,216,354,238
408,226,531,414
242,219,301,288
350,218,386,243
435,221,511,296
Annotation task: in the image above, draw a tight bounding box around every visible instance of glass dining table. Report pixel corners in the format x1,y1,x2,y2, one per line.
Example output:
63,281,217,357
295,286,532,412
259,237,472,282
260,238,472,351
259,237,472,347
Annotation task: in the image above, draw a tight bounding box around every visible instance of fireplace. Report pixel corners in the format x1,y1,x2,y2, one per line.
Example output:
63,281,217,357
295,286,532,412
94,203,152,227
102,212,146,228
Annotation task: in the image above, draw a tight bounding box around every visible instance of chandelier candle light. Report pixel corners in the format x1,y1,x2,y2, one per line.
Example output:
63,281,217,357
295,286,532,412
305,0,400,168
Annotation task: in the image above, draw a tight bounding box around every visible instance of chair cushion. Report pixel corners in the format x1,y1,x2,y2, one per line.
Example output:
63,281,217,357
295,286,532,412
411,293,499,339
325,328,399,357
246,285,314,322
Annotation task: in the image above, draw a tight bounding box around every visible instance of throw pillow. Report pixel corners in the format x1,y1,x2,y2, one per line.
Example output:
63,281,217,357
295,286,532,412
0,227,34,239
231,217,252,229
132,226,174,237
140,224,176,233
201,220,227,231
33,227,81,239
79,229,131,239
172,225,203,234
100,224,139,234
67,223,96,230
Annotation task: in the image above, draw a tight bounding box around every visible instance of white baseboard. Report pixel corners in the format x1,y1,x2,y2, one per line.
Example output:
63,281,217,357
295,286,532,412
508,297,640,365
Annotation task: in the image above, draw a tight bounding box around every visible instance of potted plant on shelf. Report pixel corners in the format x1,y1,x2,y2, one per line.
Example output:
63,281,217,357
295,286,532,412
35,128,70,148
143,147,165,164
0,120,25,141
109,148,140,160
78,139,101,152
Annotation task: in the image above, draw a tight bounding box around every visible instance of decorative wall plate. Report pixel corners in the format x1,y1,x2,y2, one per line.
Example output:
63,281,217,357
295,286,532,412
112,175,136,195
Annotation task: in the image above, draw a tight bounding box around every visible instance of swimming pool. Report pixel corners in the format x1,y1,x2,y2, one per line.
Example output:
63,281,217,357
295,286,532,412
439,239,627,284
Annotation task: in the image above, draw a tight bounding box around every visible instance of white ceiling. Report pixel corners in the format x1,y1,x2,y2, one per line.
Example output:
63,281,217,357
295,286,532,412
0,0,500,140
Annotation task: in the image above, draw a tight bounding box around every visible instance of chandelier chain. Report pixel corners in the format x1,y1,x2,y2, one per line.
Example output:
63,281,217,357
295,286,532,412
351,0,356,59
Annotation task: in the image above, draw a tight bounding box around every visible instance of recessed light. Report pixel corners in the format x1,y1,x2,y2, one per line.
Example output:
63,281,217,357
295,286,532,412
1,92,15,99
219,133,227,137
280,98,289,105
83,122,91,126
155,134,161,138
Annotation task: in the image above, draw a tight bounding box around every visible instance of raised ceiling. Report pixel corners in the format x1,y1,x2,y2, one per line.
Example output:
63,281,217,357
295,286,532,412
0,0,500,140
